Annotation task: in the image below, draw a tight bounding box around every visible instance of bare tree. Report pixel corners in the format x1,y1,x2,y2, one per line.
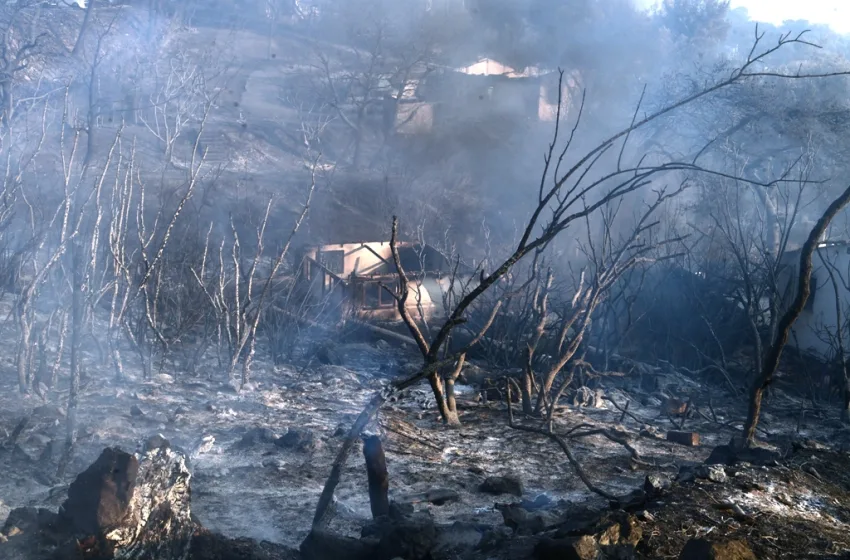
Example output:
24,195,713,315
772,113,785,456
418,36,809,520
744,182,850,443
308,29,850,530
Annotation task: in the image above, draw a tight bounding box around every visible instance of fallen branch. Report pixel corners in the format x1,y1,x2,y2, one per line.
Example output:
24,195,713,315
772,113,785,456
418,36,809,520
505,379,619,501
603,396,652,425
567,427,655,468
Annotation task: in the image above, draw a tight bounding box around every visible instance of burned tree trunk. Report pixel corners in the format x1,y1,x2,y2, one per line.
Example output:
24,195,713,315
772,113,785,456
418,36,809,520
843,380,850,424
443,354,465,426
743,182,850,444
362,435,389,518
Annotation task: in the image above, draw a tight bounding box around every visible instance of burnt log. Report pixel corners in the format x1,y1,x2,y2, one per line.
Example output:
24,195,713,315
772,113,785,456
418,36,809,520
362,435,390,518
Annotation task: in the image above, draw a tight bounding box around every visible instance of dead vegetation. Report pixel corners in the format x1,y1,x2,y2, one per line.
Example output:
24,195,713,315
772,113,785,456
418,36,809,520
1,1,850,559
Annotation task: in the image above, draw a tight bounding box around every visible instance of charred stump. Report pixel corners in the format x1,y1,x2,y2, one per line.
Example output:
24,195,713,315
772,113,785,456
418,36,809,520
1,445,193,559
362,435,390,518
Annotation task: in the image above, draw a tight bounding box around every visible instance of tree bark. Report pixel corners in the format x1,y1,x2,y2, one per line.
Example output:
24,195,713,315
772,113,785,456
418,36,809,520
520,369,535,415
443,354,465,426
362,435,389,518
743,182,850,444
428,373,452,424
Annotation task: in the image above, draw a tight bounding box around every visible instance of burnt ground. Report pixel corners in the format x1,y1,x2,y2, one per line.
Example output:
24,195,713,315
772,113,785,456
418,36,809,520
635,446,850,559
1,312,850,557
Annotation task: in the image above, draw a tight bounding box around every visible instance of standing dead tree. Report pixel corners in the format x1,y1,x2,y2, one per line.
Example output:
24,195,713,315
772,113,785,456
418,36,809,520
744,182,850,443
307,28,850,531
225,168,317,387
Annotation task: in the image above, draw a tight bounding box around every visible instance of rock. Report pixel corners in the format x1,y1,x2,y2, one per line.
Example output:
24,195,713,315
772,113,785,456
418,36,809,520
144,434,171,452
495,503,560,534
333,424,347,438
236,427,278,448
0,498,9,528
592,389,606,408
705,439,783,466
262,458,287,471
374,339,391,351
457,363,490,385
154,373,175,384
192,435,216,456
573,386,595,407
275,428,322,453
0,507,62,559
419,488,460,506
315,342,342,366
644,474,672,497
363,512,438,560
539,512,641,560
130,404,146,417
676,465,697,483
301,529,376,560
695,464,728,483
520,494,555,511
433,522,484,557
480,475,523,497
678,538,757,560
535,535,600,560
191,528,300,560
388,501,415,519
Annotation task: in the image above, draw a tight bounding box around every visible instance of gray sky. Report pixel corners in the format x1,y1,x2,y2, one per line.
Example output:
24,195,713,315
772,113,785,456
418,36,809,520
732,0,850,33
638,0,850,34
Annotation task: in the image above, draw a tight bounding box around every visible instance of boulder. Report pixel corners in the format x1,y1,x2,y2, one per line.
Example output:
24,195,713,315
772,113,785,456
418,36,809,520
480,475,523,497
678,538,757,560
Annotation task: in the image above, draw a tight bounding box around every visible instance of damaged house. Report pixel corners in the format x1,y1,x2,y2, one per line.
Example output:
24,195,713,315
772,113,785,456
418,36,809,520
384,57,574,135
301,241,467,322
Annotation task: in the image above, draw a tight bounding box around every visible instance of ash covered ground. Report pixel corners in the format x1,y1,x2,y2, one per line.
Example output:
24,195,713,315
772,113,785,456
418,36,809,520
2,314,850,557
